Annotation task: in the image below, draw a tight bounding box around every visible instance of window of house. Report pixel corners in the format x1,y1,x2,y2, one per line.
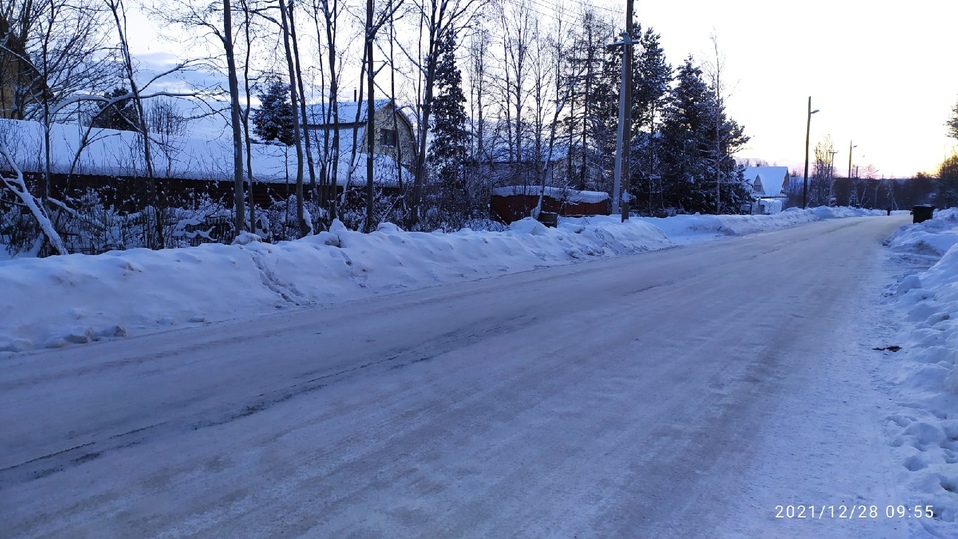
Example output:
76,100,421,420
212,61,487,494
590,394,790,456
380,128,397,147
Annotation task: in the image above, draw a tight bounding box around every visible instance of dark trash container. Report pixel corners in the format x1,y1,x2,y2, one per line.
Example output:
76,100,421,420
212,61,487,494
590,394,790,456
912,205,934,224
537,211,558,227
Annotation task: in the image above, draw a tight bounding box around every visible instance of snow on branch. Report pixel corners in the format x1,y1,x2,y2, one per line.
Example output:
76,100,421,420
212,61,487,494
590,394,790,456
0,141,69,255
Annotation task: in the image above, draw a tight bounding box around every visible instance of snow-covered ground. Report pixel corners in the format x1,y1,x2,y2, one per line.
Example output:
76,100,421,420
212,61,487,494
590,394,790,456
880,207,958,537
1,206,884,353
3,206,958,537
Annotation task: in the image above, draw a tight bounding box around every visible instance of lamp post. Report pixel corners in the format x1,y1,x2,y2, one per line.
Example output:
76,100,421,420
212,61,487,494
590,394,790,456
802,96,820,209
848,141,858,179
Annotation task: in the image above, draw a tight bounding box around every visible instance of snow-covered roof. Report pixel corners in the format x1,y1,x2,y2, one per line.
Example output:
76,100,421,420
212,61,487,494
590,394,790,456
742,166,789,198
492,185,609,204
303,99,392,127
0,118,408,187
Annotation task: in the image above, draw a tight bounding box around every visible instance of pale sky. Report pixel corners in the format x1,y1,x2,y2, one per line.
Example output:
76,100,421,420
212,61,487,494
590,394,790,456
126,1,957,179
596,0,958,177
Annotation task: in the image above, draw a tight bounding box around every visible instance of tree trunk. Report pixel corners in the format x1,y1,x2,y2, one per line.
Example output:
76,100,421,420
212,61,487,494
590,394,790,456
278,0,308,236
222,0,246,237
288,1,318,205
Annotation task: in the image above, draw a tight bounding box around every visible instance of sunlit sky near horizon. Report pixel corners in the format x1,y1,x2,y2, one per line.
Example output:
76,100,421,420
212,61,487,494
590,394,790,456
125,0,957,179
596,0,958,178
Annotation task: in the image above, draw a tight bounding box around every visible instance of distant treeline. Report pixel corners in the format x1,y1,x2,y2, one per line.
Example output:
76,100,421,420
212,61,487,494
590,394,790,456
784,176,939,210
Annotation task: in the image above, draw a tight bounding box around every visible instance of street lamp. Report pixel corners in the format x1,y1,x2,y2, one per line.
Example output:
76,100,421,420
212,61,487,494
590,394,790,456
802,96,820,209
848,141,858,179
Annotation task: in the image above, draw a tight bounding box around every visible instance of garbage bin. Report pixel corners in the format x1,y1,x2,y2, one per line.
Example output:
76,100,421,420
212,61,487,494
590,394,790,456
912,205,934,224
537,212,558,227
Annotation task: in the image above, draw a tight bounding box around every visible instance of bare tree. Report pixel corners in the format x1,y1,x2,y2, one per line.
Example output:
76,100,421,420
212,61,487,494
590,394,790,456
237,0,263,234
465,27,490,172
286,0,318,208
812,135,836,206
273,0,309,236
310,0,344,221
105,0,170,247
152,0,248,238
2,0,117,237
500,1,532,170
360,0,404,232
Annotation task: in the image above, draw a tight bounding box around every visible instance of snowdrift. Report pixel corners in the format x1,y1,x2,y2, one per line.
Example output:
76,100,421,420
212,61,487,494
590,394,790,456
883,207,958,532
0,207,884,352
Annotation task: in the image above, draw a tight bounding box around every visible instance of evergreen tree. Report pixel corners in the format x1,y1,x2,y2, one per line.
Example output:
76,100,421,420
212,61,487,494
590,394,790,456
424,31,470,229
658,57,713,212
427,31,468,188
937,154,958,208
947,97,958,141
631,25,671,131
657,56,749,214
90,87,140,132
629,25,671,213
252,79,295,146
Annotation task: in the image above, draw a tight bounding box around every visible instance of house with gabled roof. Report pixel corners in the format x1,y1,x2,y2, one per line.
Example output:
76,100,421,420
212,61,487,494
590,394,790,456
742,166,790,214
303,99,416,172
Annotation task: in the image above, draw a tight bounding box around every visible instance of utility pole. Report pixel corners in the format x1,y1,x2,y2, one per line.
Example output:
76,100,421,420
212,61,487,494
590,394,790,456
847,140,857,179
609,0,634,221
365,0,375,233
802,96,819,209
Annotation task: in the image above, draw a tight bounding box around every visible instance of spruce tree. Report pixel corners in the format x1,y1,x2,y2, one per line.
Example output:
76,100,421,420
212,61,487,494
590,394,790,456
424,31,469,228
630,25,671,213
427,31,468,188
252,79,295,146
632,25,671,131
658,56,749,214
90,87,140,132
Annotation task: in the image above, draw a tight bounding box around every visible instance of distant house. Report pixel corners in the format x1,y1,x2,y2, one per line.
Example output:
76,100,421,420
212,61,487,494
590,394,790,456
0,14,46,120
742,166,790,214
303,99,416,171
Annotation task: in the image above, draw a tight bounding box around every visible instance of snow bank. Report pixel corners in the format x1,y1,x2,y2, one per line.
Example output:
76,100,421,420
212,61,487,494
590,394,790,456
887,206,958,257
882,207,958,535
0,207,881,353
637,206,883,244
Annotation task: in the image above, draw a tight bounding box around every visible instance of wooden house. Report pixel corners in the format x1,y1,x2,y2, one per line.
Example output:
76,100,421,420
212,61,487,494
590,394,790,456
303,99,416,171
742,166,790,214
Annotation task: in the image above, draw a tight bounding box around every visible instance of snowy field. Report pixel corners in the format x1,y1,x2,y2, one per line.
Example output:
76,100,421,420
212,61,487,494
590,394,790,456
2,206,885,353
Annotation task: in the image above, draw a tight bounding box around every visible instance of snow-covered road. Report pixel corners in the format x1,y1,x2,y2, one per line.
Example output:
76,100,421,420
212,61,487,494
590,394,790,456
1,216,913,537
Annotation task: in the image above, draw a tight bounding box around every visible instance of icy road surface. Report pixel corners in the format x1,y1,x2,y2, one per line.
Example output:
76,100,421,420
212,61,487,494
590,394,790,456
1,216,911,538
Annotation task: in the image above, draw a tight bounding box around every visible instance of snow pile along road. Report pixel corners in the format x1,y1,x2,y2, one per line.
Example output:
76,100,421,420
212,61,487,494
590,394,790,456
0,207,881,353
882,207,958,537
638,205,885,243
